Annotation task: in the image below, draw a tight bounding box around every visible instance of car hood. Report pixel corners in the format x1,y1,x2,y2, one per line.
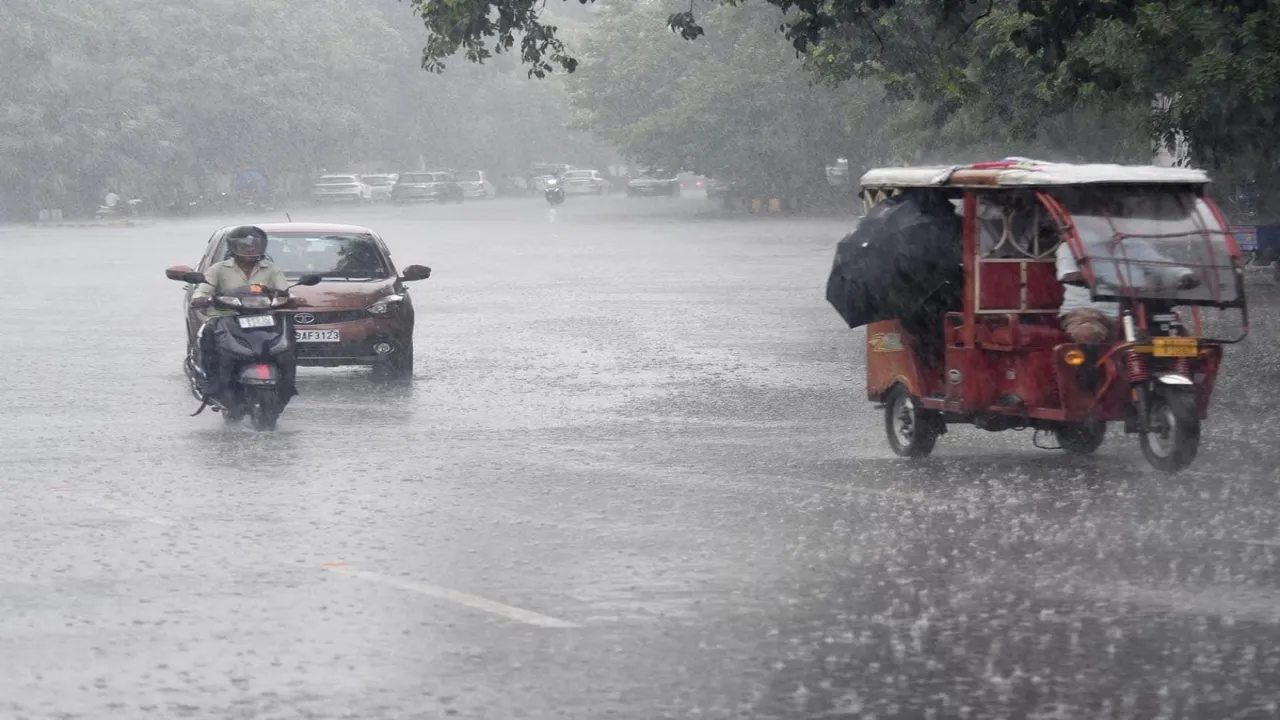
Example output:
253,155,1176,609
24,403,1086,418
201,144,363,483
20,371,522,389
290,278,398,309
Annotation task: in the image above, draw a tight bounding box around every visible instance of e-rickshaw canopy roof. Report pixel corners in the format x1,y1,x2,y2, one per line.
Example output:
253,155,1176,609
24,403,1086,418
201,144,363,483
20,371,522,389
860,159,1210,191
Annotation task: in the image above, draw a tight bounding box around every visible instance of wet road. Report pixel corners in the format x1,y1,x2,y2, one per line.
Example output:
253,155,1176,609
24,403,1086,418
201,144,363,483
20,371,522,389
3,196,1280,719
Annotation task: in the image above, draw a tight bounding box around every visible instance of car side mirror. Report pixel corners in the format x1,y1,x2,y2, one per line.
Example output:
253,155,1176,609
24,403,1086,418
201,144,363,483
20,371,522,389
296,274,323,286
401,265,432,282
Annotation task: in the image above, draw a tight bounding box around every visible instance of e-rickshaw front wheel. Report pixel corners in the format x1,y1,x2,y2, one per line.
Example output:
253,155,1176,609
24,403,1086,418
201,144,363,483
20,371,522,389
1139,388,1201,472
884,386,942,458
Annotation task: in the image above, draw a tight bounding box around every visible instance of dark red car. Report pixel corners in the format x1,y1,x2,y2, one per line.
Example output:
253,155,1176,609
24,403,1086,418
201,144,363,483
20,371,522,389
175,222,432,380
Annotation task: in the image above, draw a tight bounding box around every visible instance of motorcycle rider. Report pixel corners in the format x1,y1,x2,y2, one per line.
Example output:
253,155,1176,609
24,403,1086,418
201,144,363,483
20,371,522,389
191,225,300,403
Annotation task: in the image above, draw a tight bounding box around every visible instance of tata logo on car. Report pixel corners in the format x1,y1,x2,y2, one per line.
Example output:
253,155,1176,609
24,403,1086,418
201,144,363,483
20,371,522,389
294,313,316,324
868,332,904,353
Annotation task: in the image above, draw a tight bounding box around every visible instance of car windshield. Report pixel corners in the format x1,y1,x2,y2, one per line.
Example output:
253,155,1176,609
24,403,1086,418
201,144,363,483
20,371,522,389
565,171,592,179
316,176,357,186
1055,187,1240,305
226,233,391,280
455,171,482,182
399,173,431,183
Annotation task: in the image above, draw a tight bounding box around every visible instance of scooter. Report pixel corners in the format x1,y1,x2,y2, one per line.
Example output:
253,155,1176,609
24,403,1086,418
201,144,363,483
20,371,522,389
544,177,565,206
165,269,322,431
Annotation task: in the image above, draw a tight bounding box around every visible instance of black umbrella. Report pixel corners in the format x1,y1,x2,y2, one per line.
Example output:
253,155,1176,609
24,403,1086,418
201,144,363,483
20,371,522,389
826,191,963,331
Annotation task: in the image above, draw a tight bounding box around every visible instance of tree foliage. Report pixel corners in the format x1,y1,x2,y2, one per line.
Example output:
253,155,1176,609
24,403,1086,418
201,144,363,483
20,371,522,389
561,0,1150,195
408,0,1280,204
0,0,603,220
566,1,889,192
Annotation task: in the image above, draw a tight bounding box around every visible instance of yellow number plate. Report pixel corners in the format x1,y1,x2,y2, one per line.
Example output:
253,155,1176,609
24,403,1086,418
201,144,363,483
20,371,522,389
1152,337,1199,357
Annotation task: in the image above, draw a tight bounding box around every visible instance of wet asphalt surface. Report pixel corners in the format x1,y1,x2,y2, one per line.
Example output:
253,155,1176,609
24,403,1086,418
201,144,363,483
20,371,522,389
2,195,1280,719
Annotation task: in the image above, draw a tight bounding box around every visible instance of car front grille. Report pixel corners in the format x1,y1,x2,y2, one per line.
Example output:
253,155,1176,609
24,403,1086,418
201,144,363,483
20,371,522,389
294,310,368,325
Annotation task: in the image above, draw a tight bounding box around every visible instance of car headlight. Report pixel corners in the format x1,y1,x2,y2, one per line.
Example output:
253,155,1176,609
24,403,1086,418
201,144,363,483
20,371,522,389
368,294,405,316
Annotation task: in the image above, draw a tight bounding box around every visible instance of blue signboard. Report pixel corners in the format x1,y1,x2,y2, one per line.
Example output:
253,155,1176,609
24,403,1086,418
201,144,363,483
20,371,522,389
1233,225,1258,252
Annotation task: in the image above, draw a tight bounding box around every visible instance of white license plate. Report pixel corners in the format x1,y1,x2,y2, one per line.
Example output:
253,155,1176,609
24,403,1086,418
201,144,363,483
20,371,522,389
296,329,340,343
238,315,275,329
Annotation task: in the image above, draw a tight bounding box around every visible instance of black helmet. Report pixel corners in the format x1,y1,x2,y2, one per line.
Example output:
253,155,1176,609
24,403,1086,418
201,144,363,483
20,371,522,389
226,225,267,261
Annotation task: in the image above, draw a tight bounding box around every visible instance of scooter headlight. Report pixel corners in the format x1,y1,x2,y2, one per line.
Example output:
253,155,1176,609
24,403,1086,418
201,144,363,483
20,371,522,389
239,295,271,310
217,295,243,307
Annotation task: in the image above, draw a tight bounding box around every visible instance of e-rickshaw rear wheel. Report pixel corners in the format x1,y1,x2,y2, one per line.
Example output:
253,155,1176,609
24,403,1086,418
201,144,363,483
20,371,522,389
1055,421,1107,455
1140,388,1201,472
884,386,941,458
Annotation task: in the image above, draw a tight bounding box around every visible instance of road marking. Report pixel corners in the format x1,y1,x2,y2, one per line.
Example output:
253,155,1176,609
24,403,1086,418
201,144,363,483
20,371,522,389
321,562,581,629
52,488,175,526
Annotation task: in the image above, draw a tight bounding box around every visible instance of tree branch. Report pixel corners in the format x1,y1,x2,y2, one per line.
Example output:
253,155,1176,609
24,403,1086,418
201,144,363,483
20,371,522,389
947,0,994,50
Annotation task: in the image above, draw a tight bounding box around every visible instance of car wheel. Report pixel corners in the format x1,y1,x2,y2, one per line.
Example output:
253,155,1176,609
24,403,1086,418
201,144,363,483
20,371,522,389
375,340,414,383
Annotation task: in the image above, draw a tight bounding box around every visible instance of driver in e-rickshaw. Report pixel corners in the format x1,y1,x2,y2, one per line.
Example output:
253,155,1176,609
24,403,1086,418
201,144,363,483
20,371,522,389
1055,229,1200,343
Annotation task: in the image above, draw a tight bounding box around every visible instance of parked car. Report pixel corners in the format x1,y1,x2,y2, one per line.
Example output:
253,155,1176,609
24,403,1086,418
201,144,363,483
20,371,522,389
360,174,398,202
311,174,372,204
705,178,734,199
392,171,465,204
453,170,496,199
626,169,681,197
177,223,432,381
561,169,611,195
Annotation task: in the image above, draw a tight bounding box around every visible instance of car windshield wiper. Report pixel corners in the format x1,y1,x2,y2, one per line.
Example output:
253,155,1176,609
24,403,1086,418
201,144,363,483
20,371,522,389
324,273,384,281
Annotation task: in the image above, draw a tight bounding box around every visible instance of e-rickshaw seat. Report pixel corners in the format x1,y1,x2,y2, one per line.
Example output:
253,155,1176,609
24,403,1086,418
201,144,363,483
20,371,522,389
971,251,1068,350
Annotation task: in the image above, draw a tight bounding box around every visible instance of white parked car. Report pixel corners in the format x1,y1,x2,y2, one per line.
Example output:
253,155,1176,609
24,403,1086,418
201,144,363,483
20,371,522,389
360,174,398,202
311,174,373,204
561,169,611,195
454,170,496,199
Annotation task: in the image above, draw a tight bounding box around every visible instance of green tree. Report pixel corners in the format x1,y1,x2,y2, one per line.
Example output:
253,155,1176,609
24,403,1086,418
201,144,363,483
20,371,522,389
567,1,886,194
0,0,598,220
402,0,1280,212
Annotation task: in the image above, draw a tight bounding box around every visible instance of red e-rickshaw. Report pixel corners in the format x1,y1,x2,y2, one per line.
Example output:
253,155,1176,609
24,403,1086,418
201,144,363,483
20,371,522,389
859,159,1248,472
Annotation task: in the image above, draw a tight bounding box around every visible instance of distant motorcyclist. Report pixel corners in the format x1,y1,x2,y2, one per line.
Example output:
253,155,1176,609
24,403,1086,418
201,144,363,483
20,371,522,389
191,226,299,401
